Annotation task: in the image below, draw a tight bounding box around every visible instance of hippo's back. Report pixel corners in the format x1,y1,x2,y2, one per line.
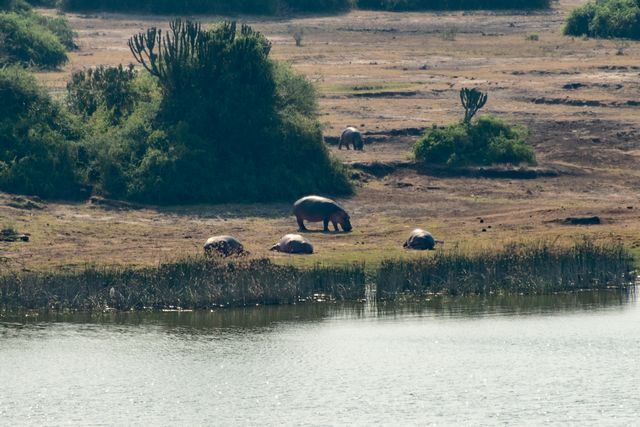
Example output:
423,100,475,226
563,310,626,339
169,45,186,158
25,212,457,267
279,234,314,254
293,195,343,220
204,235,244,256
406,229,436,250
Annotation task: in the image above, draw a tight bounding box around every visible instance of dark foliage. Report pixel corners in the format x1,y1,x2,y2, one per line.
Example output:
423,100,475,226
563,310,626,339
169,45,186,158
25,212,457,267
0,67,84,198
413,115,536,167
0,11,68,68
67,64,137,119
78,20,351,204
358,0,550,10
564,0,640,39
60,0,547,14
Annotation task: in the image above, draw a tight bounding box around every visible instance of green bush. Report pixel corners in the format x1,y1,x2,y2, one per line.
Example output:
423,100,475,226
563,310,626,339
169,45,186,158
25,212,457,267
31,12,76,49
0,11,68,68
67,64,137,120
78,20,352,204
0,67,84,198
413,115,536,167
564,0,640,39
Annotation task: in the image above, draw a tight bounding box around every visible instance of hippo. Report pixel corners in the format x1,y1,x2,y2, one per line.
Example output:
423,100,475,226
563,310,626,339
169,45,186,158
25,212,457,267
270,234,314,254
204,235,246,257
403,229,444,251
338,127,364,151
293,195,352,232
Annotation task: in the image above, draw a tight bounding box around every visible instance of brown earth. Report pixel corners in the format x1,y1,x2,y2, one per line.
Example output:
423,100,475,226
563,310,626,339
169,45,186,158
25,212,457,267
2,0,640,270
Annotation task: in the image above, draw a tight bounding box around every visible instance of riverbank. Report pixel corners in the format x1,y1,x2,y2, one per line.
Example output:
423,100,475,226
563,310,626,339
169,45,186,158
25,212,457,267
1,241,634,311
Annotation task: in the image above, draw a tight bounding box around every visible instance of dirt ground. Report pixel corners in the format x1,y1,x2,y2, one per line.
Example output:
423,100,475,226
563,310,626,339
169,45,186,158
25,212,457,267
2,0,640,270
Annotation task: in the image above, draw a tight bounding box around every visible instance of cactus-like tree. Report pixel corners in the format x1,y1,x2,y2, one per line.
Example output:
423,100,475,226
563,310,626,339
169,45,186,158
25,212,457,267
460,87,488,123
127,19,274,134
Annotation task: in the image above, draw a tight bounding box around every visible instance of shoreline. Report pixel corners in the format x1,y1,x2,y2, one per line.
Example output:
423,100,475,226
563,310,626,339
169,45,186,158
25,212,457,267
1,241,635,312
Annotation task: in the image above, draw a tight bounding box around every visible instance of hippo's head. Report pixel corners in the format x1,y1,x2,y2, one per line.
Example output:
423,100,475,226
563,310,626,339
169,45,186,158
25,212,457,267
354,133,364,151
341,213,352,232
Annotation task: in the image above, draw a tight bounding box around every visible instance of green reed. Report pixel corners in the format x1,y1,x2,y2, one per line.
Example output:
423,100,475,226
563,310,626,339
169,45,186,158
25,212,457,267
376,240,636,300
0,241,635,311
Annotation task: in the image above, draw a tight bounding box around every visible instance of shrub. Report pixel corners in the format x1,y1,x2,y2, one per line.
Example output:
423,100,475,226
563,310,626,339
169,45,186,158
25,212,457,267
0,67,83,198
413,115,536,167
80,20,352,204
31,12,76,50
0,11,68,68
67,64,137,120
564,0,640,39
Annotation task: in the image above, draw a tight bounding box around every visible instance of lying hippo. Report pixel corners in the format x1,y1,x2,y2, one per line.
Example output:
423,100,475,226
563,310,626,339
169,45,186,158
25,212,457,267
293,195,352,232
403,229,444,251
204,235,246,257
338,127,364,151
270,234,314,254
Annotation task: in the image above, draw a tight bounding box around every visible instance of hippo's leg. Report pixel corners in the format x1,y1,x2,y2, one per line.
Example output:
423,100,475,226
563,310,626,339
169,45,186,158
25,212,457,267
332,220,339,232
297,216,307,232
323,218,330,232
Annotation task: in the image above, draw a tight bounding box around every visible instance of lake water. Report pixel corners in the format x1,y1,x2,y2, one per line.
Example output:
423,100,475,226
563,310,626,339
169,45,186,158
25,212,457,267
1,291,639,426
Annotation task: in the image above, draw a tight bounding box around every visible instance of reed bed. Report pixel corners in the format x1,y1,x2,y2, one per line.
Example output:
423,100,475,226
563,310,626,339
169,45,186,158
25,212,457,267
376,240,636,300
0,241,635,311
0,258,366,311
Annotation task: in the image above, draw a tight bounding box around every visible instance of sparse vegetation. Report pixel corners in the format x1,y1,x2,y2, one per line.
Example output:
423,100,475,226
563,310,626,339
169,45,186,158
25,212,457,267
441,26,458,41
564,0,640,40
0,241,633,311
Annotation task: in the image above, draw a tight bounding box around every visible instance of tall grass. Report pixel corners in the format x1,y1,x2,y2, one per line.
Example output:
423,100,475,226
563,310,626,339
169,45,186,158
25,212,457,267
376,240,635,300
0,241,635,311
0,258,366,311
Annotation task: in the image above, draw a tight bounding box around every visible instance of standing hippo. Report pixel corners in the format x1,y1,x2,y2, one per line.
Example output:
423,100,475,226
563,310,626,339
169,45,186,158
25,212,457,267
270,234,314,254
204,235,246,257
293,195,352,232
403,229,444,251
338,127,364,151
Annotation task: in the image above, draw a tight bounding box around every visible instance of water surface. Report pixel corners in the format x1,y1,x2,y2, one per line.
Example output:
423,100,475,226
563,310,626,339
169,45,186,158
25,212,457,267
1,291,639,425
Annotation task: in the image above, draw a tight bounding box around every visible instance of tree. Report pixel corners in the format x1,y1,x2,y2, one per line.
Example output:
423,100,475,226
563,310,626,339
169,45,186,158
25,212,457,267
460,87,487,123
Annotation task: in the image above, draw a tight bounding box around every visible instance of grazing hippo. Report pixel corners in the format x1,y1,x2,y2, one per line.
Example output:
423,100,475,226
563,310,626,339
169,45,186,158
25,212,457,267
338,127,364,151
270,234,314,254
204,235,246,257
293,195,352,232
403,229,444,251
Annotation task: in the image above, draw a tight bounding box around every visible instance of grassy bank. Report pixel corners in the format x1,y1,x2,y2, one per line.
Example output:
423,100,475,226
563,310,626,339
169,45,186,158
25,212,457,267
0,241,635,311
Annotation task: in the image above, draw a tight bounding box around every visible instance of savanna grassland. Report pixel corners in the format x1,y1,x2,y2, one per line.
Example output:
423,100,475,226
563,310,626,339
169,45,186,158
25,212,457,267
2,0,640,270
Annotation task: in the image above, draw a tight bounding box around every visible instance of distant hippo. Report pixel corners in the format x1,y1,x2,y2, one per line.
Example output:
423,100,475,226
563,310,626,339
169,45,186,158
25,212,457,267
270,234,314,254
403,229,443,251
293,195,352,232
204,235,246,257
338,127,364,151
